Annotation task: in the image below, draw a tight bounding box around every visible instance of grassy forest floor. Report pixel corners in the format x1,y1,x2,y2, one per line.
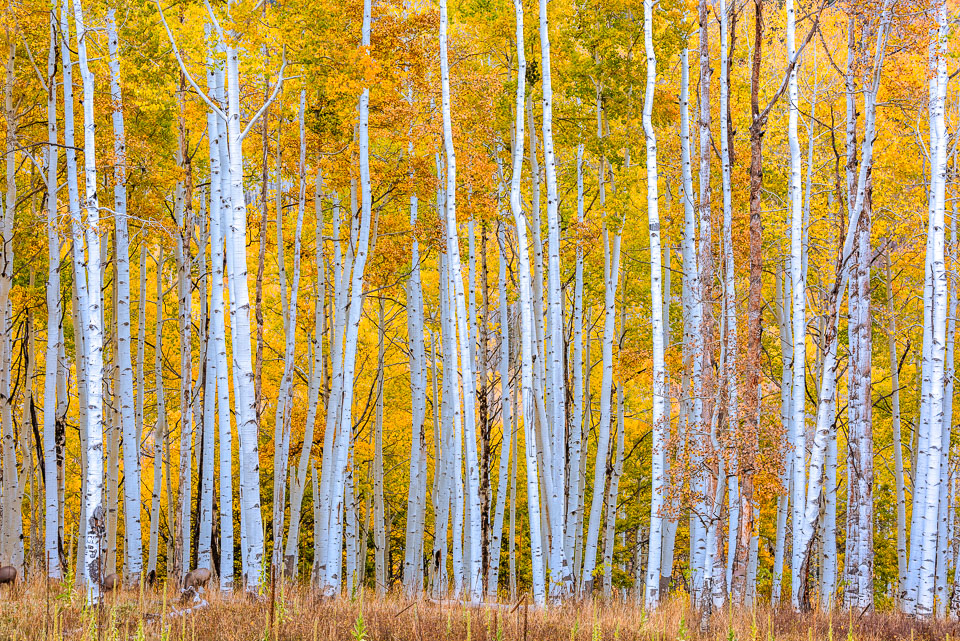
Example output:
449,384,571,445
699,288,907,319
1,580,959,640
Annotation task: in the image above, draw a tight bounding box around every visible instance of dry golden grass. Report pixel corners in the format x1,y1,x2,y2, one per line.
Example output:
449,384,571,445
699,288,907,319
0,578,957,640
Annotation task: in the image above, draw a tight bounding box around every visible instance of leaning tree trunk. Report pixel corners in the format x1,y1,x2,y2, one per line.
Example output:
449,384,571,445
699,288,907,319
319,0,375,595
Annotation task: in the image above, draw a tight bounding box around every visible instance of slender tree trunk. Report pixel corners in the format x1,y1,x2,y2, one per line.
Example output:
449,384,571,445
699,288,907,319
0,32,20,575
733,0,763,605
914,5,949,616
147,251,165,581
270,91,305,576
487,224,513,598
403,165,427,596
583,225,621,595
786,0,808,610
884,252,908,595
772,263,791,606
602,384,624,599
173,105,194,582
437,0,483,601
718,0,740,600
374,300,387,594
71,0,107,601
642,0,667,607
285,167,326,578
508,2,546,602
319,0,375,594
538,0,569,597
43,7,62,579
695,0,717,606
223,20,267,591
106,11,143,584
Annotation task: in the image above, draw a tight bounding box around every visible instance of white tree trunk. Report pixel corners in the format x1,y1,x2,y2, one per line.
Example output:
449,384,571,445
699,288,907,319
404,154,428,596
915,5,949,616
564,135,585,580
173,135,193,583
821,401,838,610
884,252,908,594
223,27,266,592
935,207,956,614
642,0,667,607
538,0,569,597
508,1,546,602
271,90,306,574
204,46,235,589
583,225,621,593
772,263,791,606
719,0,739,600
602,384,624,599
374,300,387,594
786,0,807,610
43,5,62,579
106,10,143,584
72,0,107,602
437,0,483,601
0,33,21,576
319,0,375,594
694,0,715,605
285,168,326,577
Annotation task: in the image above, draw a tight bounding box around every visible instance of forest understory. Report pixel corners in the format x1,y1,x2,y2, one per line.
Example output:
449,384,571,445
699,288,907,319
2,581,960,641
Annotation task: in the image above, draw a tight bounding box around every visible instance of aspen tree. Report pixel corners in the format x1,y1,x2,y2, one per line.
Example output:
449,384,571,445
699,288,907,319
508,0,546,602
642,0,667,607
320,0,375,594
403,132,428,594
913,3,949,617
0,32,20,574
438,0,483,601
285,168,326,577
271,89,305,574
843,17,875,611
70,0,107,601
694,0,717,605
374,300,386,594
793,0,893,610
786,0,806,609
487,223,513,598
147,252,165,581
884,252,908,592
105,10,143,584
538,0,569,597
718,0,740,597
42,2,61,579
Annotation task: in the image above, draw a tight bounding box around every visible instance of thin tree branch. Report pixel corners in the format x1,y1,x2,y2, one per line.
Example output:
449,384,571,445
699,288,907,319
155,1,227,122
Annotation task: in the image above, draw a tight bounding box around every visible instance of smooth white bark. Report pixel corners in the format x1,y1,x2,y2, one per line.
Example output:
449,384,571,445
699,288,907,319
643,0,667,607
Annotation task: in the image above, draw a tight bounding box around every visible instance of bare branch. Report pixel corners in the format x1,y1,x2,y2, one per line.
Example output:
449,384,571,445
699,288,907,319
155,1,227,122
239,47,287,142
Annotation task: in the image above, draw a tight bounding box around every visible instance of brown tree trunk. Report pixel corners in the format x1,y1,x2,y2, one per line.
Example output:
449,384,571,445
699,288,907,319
479,222,492,587
255,107,269,418
732,0,763,604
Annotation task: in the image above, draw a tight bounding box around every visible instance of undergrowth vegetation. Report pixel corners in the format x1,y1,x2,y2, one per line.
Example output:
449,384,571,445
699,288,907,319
0,580,957,640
